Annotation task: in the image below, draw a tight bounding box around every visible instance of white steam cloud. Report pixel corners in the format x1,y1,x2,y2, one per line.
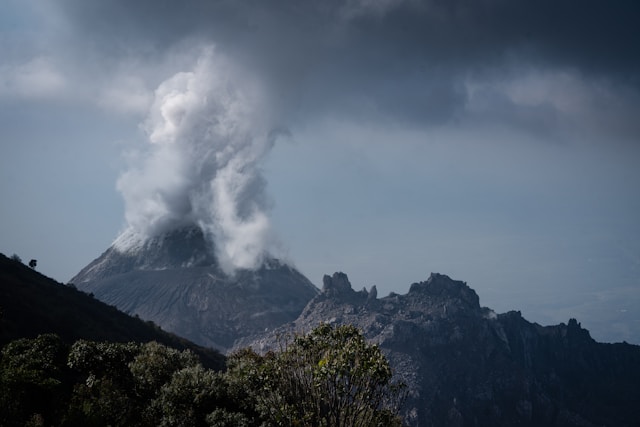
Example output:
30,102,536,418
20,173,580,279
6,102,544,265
116,47,276,273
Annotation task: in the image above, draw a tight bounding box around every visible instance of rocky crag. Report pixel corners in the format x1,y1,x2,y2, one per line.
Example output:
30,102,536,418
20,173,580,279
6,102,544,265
71,226,318,351
238,272,640,427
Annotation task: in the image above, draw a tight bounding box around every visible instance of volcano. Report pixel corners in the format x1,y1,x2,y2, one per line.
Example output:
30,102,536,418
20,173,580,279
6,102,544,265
71,226,318,351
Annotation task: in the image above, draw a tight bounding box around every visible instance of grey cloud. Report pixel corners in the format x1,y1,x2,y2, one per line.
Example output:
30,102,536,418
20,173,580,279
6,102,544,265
56,0,640,72
53,0,640,131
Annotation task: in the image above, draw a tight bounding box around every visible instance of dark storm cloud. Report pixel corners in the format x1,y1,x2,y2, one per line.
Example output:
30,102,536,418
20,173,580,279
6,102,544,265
58,0,640,69
55,0,640,128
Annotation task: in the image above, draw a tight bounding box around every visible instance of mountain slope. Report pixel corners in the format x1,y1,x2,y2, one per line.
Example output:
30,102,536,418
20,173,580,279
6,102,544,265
0,253,224,370
239,272,640,427
71,226,319,351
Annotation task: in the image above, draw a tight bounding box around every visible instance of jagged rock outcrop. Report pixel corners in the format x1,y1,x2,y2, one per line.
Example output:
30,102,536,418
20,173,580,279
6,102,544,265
71,226,318,352
238,272,640,427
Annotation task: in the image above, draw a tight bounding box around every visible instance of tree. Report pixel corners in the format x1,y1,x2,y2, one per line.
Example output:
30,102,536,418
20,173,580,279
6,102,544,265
65,340,140,426
1,337,239,426
66,340,227,427
130,341,199,398
150,365,231,427
10,254,22,263
0,334,69,427
28,259,37,269
129,341,202,425
226,324,406,426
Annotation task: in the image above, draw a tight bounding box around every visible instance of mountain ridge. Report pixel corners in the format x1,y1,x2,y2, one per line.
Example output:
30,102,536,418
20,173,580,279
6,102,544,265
238,272,640,427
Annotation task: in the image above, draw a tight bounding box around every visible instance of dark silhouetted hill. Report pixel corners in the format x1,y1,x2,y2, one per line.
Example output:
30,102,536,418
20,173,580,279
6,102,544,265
0,253,224,370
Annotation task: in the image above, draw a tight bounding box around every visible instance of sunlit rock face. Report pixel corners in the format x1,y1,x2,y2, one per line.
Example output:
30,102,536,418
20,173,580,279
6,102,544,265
238,272,640,427
71,226,318,351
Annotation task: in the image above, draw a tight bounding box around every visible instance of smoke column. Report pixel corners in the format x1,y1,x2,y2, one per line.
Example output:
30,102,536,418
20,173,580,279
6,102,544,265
116,47,276,273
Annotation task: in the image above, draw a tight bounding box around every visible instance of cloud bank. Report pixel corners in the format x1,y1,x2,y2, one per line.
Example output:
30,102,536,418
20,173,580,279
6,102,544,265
53,0,639,131
116,47,276,272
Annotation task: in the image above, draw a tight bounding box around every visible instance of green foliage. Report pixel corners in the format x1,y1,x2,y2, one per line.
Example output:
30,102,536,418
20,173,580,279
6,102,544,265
226,323,406,427
206,407,252,426
0,334,68,426
65,340,141,426
1,334,66,387
130,341,199,396
66,376,137,427
131,342,205,425
0,325,405,427
68,340,140,380
150,365,222,427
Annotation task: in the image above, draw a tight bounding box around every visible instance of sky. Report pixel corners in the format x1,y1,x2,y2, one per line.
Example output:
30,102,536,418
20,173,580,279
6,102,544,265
1,0,639,343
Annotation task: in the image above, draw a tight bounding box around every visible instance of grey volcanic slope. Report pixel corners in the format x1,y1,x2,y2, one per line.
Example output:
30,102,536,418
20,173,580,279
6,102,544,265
238,272,640,427
71,227,318,351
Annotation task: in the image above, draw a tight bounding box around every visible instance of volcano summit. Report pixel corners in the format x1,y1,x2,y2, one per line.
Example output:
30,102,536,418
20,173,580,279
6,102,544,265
71,225,318,351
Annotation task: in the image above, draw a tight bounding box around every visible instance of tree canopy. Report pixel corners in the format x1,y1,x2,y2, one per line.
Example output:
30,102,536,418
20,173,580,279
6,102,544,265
226,323,406,426
0,324,405,426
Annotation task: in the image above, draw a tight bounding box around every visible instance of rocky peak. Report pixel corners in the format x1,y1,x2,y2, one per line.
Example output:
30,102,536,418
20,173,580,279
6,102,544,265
563,318,594,345
368,284,377,300
322,272,355,296
240,272,640,427
408,272,480,310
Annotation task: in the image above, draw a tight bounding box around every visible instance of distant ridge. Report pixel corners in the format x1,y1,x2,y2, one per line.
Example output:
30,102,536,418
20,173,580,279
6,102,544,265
0,253,224,369
239,272,640,426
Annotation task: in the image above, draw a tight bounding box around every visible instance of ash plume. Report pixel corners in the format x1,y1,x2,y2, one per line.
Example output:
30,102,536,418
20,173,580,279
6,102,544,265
116,47,277,273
